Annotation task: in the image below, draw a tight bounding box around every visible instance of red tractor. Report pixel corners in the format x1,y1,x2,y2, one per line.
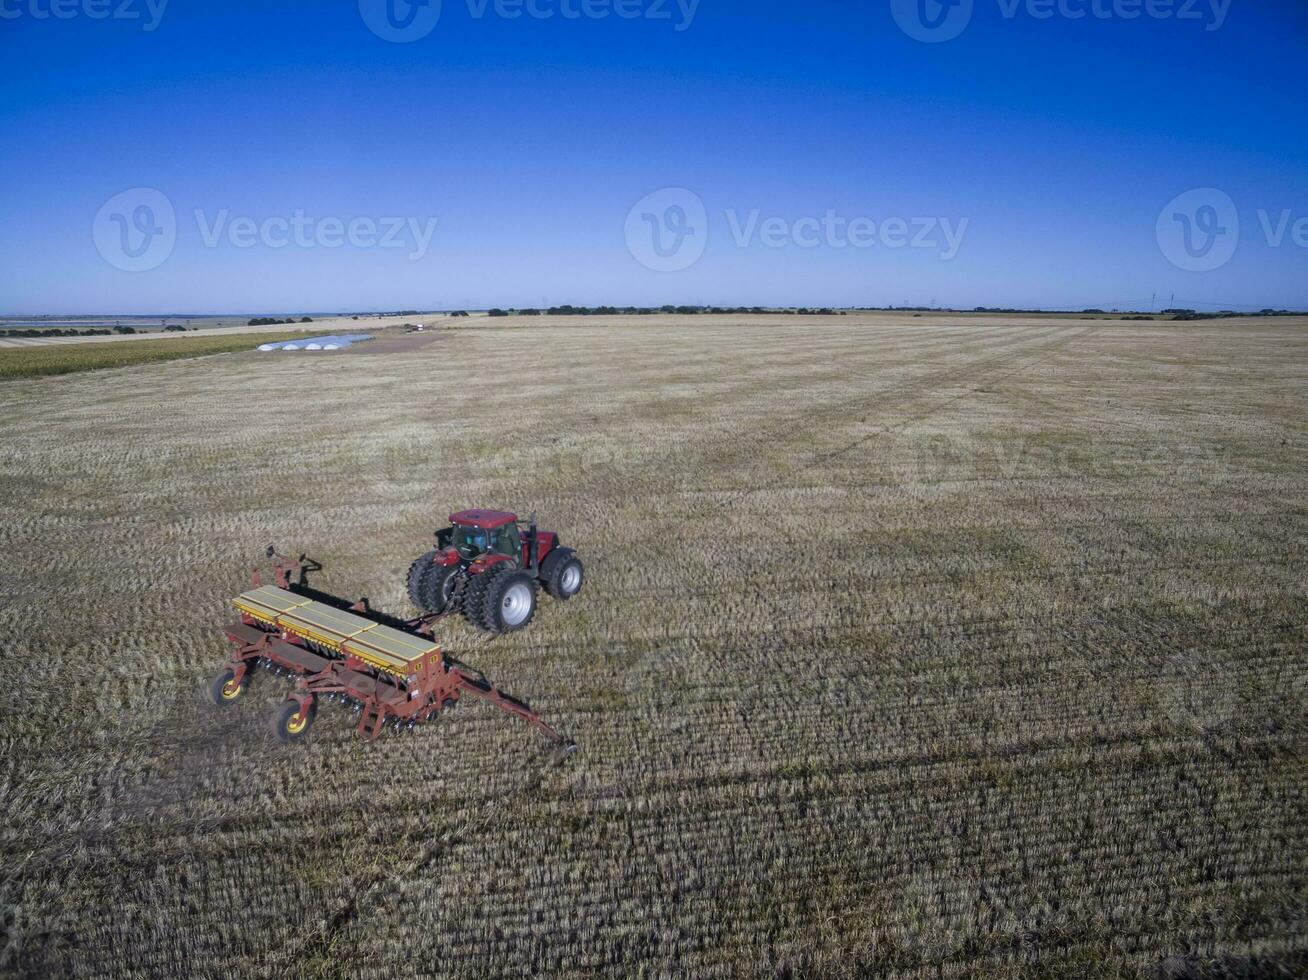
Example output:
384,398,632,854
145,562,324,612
406,510,584,634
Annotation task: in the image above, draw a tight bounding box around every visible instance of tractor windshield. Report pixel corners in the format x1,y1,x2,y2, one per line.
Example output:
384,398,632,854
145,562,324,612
452,525,490,559
490,523,520,558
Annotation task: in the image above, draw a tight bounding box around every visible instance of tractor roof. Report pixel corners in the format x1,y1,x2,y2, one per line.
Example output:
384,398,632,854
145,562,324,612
449,509,518,529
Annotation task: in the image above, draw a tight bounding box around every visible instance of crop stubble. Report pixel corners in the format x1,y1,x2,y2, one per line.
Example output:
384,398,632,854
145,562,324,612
0,314,1304,977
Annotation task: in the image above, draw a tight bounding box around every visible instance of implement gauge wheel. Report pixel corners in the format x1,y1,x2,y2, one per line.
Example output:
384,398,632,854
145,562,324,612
273,699,317,742
209,666,248,707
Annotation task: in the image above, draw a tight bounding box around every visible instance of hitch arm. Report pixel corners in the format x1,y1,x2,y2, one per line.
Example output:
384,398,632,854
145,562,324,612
449,665,573,749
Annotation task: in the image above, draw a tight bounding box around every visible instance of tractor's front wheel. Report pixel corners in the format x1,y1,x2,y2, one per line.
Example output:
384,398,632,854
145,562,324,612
209,666,248,707
544,552,585,600
273,699,317,742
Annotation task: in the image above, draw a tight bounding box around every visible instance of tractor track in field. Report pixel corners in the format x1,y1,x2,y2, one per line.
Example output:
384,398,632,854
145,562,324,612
569,582,1307,654
807,326,1095,466
592,553,1305,610
68,711,1302,838
532,324,1100,507
560,473,1301,505
748,322,1060,424
728,324,1091,478
747,323,1072,437
558,323,1090,504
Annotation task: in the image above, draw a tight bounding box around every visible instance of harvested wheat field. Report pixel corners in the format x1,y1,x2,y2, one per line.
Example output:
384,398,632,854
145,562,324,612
1,313,1305,978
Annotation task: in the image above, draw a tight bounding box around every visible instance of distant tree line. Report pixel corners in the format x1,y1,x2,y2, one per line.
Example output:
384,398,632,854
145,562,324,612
1160,308,1300,321
1,327,114,337
968,306,1305,320
0,326,136,337
0,324,202,340
484,305,845,317
247,316,314,326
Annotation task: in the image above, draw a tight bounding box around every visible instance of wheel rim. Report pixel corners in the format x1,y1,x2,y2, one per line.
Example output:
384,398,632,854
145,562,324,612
501,583,533,626
287,711,308,734
560,563,582,594
221,679,242,700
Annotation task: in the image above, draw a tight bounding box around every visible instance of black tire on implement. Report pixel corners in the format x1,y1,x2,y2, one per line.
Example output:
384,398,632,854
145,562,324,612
406,551,438,611
481,569,538,634
417,563,461,615
273,699,317,742
209,666,248,706
543,550,584,600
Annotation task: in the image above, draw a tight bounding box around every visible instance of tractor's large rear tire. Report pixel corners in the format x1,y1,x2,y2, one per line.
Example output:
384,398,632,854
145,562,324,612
406,551,438,610
416,563,461,615
481,569,538,634
461,567,498,631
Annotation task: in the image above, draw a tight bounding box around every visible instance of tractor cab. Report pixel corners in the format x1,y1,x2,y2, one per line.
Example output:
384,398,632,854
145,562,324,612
440,510,521,561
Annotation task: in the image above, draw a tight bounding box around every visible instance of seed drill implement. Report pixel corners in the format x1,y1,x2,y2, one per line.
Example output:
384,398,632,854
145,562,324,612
209,548,574,758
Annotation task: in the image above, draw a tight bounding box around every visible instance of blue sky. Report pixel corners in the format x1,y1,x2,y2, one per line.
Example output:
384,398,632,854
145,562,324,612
1,0,1304,313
